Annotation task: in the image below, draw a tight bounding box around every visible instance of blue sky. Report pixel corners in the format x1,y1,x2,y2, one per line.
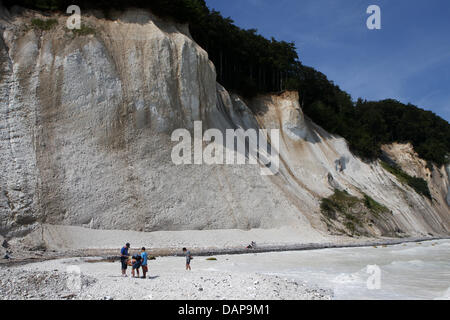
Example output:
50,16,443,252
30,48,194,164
205,0,450,122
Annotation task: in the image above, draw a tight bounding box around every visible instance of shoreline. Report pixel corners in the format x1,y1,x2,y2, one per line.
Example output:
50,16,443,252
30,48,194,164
162,235,450,257
1,237,449,300
2,235,449,267
2,238,448,300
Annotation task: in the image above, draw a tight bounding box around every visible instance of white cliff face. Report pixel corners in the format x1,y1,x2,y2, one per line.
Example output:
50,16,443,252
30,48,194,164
381,143,450,216
0,7,448,241
247,93,450,236
0,8,313,239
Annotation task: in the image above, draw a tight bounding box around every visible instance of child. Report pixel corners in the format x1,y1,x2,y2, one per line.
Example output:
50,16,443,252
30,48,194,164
182,247,192,271
140,247,148,279
131,253,142,278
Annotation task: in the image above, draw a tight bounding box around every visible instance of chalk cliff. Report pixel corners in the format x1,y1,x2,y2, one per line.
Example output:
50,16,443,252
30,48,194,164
0,7,448,244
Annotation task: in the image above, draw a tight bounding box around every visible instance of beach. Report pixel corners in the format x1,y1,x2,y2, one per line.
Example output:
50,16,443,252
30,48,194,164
1,238,449,300
0,256,331,300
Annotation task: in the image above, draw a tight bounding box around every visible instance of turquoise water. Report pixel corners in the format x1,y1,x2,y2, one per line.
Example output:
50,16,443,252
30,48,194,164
208,239,450,299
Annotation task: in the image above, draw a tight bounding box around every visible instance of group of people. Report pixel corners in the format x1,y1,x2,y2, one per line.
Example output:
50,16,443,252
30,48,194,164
120,243,149,278
120,243,193,278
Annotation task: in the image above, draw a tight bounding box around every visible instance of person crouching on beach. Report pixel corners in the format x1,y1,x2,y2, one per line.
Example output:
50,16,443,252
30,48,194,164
131,253,142,278
183,247,192,271
120,243,130,277
140,247,148,279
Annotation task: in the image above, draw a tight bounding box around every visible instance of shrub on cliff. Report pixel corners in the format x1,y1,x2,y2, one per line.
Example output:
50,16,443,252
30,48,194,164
31,18,57,30
380,161,432,199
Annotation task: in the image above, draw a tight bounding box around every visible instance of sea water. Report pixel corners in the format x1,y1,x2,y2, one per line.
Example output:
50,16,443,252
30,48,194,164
208,239,450,299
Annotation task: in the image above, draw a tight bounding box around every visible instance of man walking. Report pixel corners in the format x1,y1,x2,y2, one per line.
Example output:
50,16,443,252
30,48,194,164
183,247,192,271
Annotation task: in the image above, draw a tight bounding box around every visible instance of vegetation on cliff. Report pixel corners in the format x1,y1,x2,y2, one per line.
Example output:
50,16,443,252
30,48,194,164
320,189,395,237
380,161,432,199
30,17,57,30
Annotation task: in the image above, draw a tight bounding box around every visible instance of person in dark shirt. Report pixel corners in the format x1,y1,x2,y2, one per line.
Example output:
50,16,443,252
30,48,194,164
120,243,130,277
131,254,142,278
